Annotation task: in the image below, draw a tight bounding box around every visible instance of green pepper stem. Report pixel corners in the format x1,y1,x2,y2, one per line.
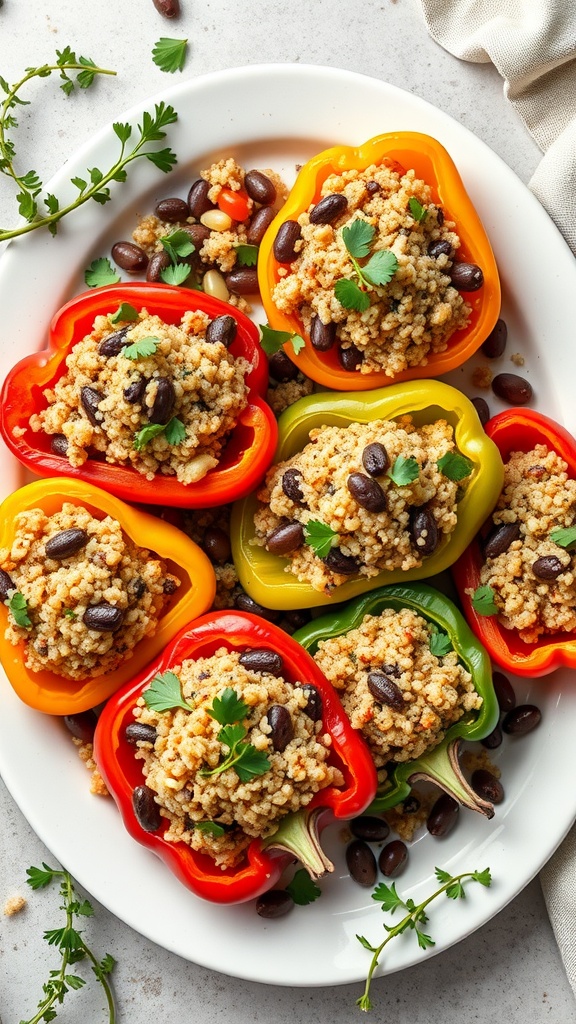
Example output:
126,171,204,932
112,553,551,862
261,807,334,879
408,737,494,818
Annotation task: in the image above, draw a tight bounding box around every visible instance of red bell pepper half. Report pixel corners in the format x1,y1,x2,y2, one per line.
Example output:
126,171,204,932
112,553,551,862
452,408,576,677
93,611,378,904
0,283,277,508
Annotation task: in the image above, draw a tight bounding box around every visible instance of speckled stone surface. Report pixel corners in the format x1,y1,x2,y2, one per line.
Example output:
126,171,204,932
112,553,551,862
1,1,575,1021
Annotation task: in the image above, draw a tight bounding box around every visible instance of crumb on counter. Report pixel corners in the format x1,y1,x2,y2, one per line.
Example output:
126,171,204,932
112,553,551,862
471,365,493,389
4,894,26,916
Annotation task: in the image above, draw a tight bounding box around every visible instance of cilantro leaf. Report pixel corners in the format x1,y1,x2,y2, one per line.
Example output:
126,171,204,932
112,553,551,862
122,336,159,360
285,869,322,906
152,37,188,74
471,584,498,616
408,197,428,222
303,520,338,558
472,867,492,887
550,526,576,551
388,455,420,486
437,451,473,482
342,219,375,259
235,243,259,267
143,670,191,713
110,302,139,324
63,608,77,620
429,630,452,658
206,687,250,726
194,821,226,837
362,249,398,287
372,881,402,912
259,323,305,357
334,278,371,312
160,262,191,285
26,863,56,890
133,422,167,451
163,417,186,446
8,591,31,628
160,229,195,263
84,257,120,288
233,744,272,783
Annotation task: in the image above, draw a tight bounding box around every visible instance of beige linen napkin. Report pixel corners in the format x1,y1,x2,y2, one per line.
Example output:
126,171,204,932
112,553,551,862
420,0,576,993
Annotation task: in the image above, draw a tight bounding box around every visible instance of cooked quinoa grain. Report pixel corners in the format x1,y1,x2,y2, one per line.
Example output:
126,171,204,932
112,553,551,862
29,308,250,485
477,444,576,641
313,608,481,766
0,504,179,679
132,647,343,868
272,163,471,376
254,416,470,592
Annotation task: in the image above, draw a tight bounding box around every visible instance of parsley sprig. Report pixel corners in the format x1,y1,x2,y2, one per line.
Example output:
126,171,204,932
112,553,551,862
152,37,189,74
0,50,178,242
259,323,305,357
159,228,196,286
357,867,491,1011
143,670,192,713
335,220,398,313
8,590,31,628
133,416,186,451
550,525,576,551
303,520,338,558
471,584,499,616
201,686,271,782
21,863,116,1024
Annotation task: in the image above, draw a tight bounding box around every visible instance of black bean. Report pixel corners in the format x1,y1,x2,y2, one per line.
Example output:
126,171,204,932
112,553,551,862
346,839,377,887
449,262,484,291
323,548,360,575
492,671,516,712
125,722,158,745
50,434,69,457
266,521,304,555
409,506,438,555
378,840,408,878
149,377,176,424
281,468,305,503
63,710,98,743
80,386,105,426
234,592,281,623
206,314,237,348
155,197,190,222
83,603,124,632
45,528,88,560
366,181,380,195
256,890,294,919
163,577,178,595
188,179,213,218
152,0,180,16
268,350,298,382
483,521,521,559
309,193,348,225
481,724,503,750
350,815,390,843
381,663,401,678
471,396,491,427
111,241,148,274
98,326,130,358
491,373,533,405
239,648,284,676
338,344,364,371
427,239,453,259
225,267,259,295
132,785,162,832
146,250,171,282
244,170,277,205
130,577,148,601
402,795,420,813
0,568,15,601
427,793,459,837
181,223,211,249
367,671,405,711
203,527,231,565
273,220,301,263
282,609,311,631
267,704,294,752
362,442,389,477
481,318,508,359
310,315,337,351
502,704,542,736
435,207,445,225
471,768,504,804
123,376,148,404
532,555,565,580
301,684,322,723
347,472,387,513
247,206,276,246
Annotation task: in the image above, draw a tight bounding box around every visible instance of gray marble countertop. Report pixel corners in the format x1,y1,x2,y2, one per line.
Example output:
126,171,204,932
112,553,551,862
1,1,575,1021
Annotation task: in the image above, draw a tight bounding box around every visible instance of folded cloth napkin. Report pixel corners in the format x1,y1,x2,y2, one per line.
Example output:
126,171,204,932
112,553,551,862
419,0,576,994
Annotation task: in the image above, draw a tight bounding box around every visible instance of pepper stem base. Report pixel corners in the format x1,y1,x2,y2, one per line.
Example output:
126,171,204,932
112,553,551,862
261,807,334,880
408,737,494,818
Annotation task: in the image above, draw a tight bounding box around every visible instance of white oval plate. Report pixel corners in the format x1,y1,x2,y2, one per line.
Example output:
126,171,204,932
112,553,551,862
0,64,575,989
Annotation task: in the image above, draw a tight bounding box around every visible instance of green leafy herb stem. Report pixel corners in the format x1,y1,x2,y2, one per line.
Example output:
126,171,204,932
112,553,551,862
201,686,271,782
335,220,398,313
356,867,491,1011
21,863,116,1024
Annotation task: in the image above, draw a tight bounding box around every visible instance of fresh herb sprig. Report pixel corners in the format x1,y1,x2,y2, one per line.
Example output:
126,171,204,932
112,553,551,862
471,584,498,616
356,867,491,1011
152,37,189,74
0,50,178,242
159,228,196,286
143,670,192,713
303,520,338,558
259,323,305,357
335,220,398,313
201,686,271,782
550,525,576,550
133,416,186,451
21,863,116,1024
8,590,31,628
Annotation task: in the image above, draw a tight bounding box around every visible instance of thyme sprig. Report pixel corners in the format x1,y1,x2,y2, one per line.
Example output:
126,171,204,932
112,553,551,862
21,863,116,1024
0,49,178,242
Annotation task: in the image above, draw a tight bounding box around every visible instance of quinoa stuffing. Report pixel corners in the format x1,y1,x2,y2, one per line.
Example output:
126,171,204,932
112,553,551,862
0,503,179,680
254,415,471,593
477,444,576,642
312,607,482,767
272,162,471,376
131,647,343,868
28,307,250,485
